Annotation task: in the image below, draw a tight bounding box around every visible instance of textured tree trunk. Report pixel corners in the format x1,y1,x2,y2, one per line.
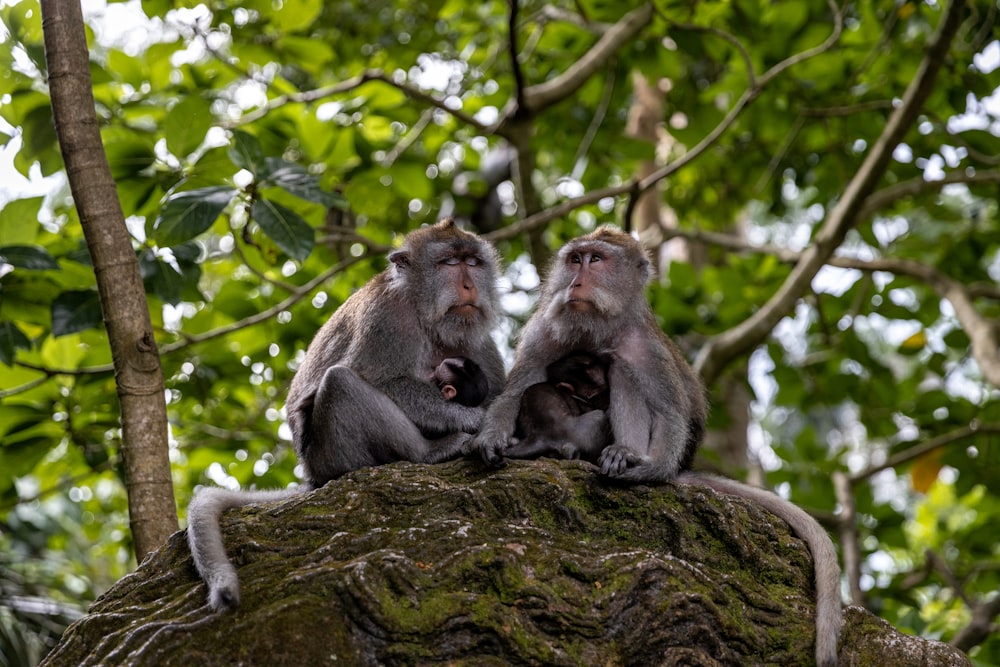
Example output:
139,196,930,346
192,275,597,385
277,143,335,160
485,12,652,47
40,459,972,667
41,0,177,558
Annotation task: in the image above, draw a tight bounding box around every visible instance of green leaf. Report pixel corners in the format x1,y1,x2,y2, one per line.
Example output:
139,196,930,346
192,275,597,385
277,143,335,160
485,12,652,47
163,94,213,158
268,0,323,32
139,244,203,305
152,186,237,247
0,321,31,365
0,197,43,245
229,130,267,177
0,245,59,270
101,126,157,181
264,159,348,208
251,198,314,261
51,290,104,337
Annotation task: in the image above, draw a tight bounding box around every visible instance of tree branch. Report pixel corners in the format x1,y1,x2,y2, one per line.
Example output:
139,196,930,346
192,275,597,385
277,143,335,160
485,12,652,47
518,3,653,114
508,0,528,113
952,587,1000,651
859,169,1000,220
850,423,1000,483
694,0,967,385
232,70,489,133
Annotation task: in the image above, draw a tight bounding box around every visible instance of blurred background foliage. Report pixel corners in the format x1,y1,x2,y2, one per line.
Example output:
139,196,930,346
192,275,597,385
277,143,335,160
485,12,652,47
1,0,999,664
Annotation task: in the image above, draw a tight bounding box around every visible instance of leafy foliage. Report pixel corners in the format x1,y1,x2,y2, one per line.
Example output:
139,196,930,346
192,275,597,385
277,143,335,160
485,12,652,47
1,0,999,664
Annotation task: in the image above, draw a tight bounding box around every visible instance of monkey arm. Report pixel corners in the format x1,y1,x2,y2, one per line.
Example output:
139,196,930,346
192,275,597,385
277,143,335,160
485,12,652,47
473,345,553,466
378,375,487,435
599,346,694,481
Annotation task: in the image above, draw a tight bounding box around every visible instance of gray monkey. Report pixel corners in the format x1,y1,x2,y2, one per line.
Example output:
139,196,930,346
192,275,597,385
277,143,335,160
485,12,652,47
472,226,842,667
188,219,505,611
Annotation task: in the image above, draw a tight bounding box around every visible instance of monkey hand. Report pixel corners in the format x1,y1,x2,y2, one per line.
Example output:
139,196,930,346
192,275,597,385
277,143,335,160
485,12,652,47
598,444,639,477
472,424,511,468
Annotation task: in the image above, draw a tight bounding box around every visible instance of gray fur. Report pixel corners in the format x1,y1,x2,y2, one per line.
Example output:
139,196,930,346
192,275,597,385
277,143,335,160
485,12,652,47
475,226,840,666
188,219,504,611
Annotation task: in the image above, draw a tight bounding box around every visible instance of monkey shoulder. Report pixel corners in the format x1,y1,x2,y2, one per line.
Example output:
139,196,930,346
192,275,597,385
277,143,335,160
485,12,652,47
607,325,657,366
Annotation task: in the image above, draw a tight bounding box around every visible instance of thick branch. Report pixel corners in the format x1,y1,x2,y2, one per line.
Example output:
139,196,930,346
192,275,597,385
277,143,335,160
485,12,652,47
519,3,652,113
694,0,967,385
952,591,1000,652
657,221,1000,388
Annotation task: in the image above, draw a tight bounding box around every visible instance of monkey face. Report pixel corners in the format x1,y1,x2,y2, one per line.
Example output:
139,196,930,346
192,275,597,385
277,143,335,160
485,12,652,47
556,240,629,318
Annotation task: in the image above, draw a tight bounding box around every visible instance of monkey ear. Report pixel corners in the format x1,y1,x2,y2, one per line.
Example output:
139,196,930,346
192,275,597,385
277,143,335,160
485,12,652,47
389,250,411,268
638,256,653,282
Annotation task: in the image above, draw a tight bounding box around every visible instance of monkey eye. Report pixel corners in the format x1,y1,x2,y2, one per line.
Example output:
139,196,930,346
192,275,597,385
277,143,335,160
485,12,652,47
441,257,461,266
569,253,582,264
465,256,482,267
590,254,603,263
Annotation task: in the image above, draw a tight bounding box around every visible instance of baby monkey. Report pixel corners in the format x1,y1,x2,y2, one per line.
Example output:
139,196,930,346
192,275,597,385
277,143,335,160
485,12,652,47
434,357,490,407
506,351,611,462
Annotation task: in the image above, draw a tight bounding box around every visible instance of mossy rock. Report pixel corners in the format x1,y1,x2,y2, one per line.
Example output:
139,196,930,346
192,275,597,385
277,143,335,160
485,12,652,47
41,458,969,666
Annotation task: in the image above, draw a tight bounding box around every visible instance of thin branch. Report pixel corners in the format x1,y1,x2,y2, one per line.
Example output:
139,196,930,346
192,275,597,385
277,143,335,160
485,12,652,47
508,0,528,113
638,0,843,195
926,548,975,607
380,108,434,168
801,99,895,117
538,6,610,34
572,65,617,178
0,375,52,399
231,70,489,133
833,471,865,605
850,423,1000,483
859,169,1000,220
12,252,381,378
694,0,966,385
160,253,372,354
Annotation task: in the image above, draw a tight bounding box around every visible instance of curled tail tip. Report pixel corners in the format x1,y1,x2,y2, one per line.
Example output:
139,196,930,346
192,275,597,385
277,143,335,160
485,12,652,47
208,583,240,612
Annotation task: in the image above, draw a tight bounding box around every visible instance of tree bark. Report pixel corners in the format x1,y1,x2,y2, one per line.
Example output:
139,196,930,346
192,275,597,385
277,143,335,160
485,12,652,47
41,0,177,558
40,459,972,667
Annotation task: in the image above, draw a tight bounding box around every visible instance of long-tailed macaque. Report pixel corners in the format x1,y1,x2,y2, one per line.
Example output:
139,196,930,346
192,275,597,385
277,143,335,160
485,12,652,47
188,219,505,612
505,352,610,462
472,226,842,667
434,357,490,407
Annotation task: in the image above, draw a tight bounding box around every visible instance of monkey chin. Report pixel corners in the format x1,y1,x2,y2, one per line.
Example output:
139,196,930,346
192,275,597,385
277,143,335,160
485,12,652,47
449,303,480,316
565,299,596,313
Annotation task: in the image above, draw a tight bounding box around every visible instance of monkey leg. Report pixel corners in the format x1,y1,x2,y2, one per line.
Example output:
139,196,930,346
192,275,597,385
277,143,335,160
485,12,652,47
311,365,473,480
504,435,566,460
563,410,610,463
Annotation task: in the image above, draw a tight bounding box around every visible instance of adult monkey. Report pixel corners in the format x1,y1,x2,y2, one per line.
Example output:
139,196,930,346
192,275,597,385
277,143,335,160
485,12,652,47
473,226,842,667
188,219,505,611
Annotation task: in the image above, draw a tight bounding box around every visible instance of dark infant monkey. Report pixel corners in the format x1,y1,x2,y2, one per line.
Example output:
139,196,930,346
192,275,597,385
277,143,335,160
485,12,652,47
434,357,490,407
188,219,505,611
505,351,611,462
472,226,842,667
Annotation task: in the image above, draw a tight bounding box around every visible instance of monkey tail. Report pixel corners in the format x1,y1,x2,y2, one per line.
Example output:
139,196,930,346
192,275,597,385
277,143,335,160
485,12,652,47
187,486,303,612
676,472,843,667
